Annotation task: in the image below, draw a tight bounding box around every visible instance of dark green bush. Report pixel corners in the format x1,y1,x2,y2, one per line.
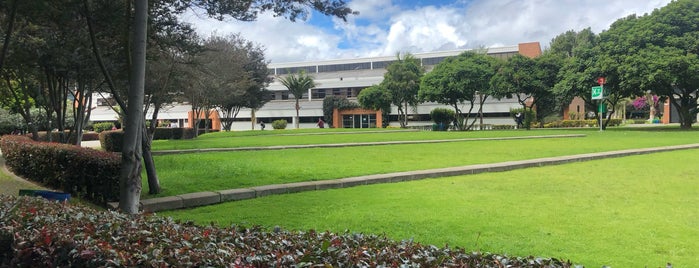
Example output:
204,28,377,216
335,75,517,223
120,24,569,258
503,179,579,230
429,108,455,131
99,130,124,152
492,124,515,130
0,136,120,205
272,119,288,129
0,195,574,267
92,122,114,133
153,127,196,140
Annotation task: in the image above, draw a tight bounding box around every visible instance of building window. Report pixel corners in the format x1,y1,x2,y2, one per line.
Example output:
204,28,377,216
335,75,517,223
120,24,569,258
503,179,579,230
372,60,395,69
333,88,342,96
312,89,326,99
281,92,289,100
277,66,316,75
270,92,277,100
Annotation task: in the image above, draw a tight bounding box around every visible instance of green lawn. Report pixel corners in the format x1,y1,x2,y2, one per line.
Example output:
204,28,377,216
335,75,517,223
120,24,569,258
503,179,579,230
161,148,699,268
146,129,699,197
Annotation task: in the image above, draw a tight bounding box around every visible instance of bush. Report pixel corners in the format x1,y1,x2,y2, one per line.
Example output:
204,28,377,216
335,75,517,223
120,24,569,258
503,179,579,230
81,132,100,141
272,119,287,130
0,136,120,205
429,108,455,131
99,130,124,152
0,195,574,267
153,127,196,140
542,119,623,128
92,122,114,133
491,124,515,130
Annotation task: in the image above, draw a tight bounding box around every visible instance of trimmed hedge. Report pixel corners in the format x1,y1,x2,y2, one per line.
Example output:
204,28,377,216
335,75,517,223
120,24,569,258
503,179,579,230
99,130,124,152
92,122,114,133
153,127,196,140
543,119,623,128
0,135,120,205
0,195,574,267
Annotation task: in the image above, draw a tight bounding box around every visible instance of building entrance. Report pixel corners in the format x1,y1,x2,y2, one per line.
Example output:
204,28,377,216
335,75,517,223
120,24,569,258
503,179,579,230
342,114,376,128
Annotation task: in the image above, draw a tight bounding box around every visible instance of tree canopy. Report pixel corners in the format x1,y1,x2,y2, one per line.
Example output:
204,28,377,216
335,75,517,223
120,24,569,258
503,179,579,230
419,51,499,130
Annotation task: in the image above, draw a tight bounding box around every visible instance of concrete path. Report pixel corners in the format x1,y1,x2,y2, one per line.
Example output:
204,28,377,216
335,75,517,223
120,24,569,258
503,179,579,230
152,134,586,155
124,143,699,212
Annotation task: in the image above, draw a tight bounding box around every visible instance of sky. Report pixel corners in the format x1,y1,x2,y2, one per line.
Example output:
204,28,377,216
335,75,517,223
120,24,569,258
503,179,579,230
180,0,672,64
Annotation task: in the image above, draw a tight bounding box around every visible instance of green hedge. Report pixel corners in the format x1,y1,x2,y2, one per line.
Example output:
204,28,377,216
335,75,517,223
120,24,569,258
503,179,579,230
543,119,623,128
153,127,196,140
92,122,115,133
0,135,120,205
0,195,574,267
99,130,124,152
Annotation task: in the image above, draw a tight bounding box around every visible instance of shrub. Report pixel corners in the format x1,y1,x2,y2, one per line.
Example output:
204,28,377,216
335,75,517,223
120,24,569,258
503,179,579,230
272,119,287,130
0,195,574,267
429,108,455,131
99,130,124,152
0,136,120,205
92,122,114,133
81,132,100,141
152,127,196,140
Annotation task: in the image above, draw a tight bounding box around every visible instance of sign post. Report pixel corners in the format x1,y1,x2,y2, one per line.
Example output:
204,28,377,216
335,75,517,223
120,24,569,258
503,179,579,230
592,77,607,131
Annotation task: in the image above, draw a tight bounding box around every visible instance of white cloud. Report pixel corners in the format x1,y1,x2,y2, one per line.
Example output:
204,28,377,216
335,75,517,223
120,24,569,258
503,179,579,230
181,0,673,63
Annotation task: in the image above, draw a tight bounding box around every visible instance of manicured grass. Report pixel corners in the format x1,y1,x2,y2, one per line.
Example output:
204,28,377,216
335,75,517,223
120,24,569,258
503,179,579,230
151,128,583,150
161,149,699,268
0,167,42,196
146,129,699,197
151,126,696,150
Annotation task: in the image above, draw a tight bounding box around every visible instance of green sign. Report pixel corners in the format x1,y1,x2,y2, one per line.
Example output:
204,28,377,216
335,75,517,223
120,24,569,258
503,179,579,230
591,86,603,100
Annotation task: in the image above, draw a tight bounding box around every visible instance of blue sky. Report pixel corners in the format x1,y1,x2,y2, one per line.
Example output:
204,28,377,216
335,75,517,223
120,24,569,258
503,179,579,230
181,0,672,63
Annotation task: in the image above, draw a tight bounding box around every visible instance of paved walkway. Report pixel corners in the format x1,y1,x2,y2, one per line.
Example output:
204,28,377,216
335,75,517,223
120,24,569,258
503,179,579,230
152,134,586,155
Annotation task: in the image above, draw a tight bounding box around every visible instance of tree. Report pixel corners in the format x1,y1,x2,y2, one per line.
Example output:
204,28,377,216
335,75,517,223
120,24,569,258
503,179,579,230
211,34,271,131
2,0,355,214
382,53,424,128
357,84,391,127
419,51,499,130
607,0,699,128
279,70,315,129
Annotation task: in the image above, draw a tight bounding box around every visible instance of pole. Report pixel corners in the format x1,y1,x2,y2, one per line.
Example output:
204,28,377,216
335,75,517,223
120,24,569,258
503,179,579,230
599,84,603,132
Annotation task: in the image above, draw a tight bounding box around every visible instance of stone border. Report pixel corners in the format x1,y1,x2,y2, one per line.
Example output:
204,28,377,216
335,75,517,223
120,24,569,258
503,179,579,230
124,143,699,212
152,134,586,155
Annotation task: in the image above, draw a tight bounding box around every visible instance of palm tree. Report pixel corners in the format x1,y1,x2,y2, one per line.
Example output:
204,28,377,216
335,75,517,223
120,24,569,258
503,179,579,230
279,70,316,129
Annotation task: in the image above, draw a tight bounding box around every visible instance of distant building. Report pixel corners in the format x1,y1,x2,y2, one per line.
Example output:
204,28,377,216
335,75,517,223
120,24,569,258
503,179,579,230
90,42,545,130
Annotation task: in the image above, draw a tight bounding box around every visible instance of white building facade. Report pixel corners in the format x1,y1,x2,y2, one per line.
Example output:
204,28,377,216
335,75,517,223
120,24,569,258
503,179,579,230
90,42,543,130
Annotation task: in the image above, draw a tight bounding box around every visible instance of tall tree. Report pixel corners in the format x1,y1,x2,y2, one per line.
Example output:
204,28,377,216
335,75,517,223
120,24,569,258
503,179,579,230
382,53,423,128
279,70,315,129
419,51,499,131
607,0,699,128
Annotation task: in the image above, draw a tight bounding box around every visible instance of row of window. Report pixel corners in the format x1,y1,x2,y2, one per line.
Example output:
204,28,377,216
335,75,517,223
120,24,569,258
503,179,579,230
271,53,515,75
270,87,360,100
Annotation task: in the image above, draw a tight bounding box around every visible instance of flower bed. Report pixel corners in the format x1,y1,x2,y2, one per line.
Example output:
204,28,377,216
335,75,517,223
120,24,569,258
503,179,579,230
0,195,574,267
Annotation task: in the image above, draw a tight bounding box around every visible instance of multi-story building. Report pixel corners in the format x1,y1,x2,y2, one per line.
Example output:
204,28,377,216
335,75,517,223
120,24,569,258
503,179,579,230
90,42,545,130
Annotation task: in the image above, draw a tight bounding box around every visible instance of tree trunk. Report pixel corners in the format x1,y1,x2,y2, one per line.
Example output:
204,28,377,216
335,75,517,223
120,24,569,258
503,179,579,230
0,0,17,71
143,105,161,194
119,0,147,214
142,126,160,194
295,99,300,128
